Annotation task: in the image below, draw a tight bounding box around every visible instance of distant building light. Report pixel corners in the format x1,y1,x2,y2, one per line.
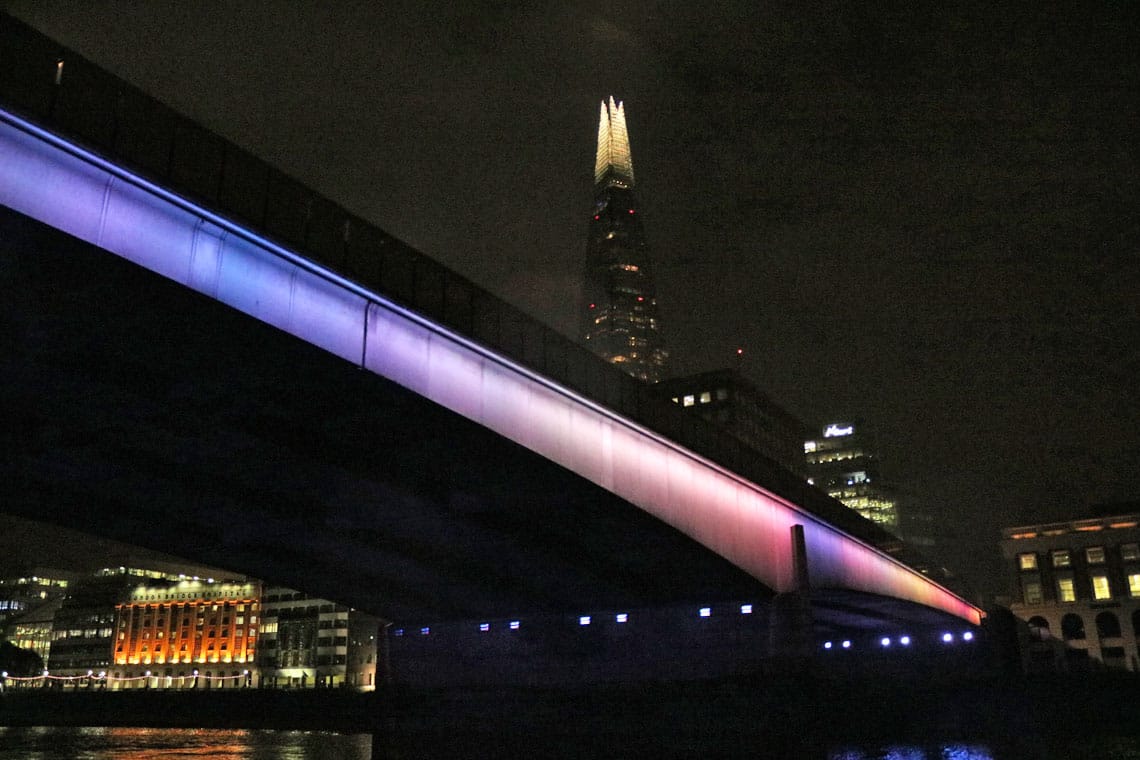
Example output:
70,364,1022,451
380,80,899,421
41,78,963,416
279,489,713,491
740,604,752,614
628,209,635,214
900,635,911,646
962,631,974,642
941,632,954,643
616,613,628,623
823,641,833,650
823,423,854,438
509,621,520,630
880,637,891,648
841,640,851,649
479,623,490,632
699,607,711,618
804,441,817,453
579,616,591,626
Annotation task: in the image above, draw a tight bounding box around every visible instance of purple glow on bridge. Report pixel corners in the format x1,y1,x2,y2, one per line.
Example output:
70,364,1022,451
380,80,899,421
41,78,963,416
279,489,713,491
0,108,982,625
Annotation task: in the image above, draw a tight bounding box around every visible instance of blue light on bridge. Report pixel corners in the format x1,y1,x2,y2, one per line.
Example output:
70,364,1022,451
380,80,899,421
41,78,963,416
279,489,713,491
962,631,974,641
579,616,591,626
699,607,711,618
479,623,490,632
509,620,520,630
942,632,954,643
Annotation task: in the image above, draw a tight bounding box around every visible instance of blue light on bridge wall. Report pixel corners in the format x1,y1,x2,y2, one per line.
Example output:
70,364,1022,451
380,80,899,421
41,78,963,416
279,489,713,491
0,102,983,627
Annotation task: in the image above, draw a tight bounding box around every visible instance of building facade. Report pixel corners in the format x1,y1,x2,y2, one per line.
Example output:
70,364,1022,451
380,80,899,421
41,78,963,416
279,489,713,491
257,588,381,690
581,97,667,383
0,568,74,626
110,578,262,690
804,421,899,531
1001,510,1140,672
655,368,808,477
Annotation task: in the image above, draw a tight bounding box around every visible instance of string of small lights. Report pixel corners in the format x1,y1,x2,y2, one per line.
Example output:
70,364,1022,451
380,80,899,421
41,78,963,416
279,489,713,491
1,669,250,686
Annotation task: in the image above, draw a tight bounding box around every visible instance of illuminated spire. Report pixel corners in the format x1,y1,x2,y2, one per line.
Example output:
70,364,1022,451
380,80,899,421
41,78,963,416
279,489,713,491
594,97,635,188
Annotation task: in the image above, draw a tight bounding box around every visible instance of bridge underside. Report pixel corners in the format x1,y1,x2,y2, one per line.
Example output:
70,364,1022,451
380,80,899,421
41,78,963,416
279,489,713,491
1,205,978,640
1,205,775,621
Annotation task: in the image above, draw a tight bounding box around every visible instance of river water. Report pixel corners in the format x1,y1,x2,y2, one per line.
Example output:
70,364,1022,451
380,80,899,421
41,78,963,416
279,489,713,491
2,727,1140,758
0,726,371,759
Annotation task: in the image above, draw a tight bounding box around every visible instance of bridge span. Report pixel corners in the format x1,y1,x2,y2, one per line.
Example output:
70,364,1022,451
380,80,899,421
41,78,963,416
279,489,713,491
0,14,980,629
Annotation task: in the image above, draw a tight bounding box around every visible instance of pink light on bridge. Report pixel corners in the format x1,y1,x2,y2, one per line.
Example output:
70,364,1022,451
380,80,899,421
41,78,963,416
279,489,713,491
0,107,982,626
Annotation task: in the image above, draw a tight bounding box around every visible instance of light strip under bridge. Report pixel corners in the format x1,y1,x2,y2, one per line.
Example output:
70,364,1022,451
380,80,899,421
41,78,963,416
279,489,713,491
0,107,982,625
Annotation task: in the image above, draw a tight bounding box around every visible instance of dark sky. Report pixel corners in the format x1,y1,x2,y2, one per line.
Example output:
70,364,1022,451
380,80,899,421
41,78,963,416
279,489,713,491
6,1,1139,590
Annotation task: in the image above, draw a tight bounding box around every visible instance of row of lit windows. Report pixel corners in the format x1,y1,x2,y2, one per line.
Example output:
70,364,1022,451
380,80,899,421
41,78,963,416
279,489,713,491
1023,573,1140,604
0,576,69,588
1019,544,1140,571
805,450,865,464
118,627,255,640
672,388,730,408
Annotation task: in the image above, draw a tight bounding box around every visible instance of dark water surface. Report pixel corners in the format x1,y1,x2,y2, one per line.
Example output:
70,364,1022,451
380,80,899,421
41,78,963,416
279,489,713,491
2,727,1140,759
0,726,371,759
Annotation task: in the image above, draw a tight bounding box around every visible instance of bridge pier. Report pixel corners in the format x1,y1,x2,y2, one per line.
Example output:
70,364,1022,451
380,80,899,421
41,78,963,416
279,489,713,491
768,524,815,659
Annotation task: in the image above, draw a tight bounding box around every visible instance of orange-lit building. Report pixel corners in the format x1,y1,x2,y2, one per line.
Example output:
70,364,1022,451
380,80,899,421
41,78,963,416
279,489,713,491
110,579,262,690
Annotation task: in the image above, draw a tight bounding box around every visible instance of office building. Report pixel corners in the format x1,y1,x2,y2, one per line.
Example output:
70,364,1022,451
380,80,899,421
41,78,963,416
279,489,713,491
656,368,808,477
258,587,382,690
804,421,899,531
1001,507,1140,672
0,568,74,626
581,97,667,383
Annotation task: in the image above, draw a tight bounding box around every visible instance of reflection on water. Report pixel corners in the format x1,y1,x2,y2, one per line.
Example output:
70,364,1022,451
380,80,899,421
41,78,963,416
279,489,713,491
0,726,371,759
830,745,994,760
830,738,1140,760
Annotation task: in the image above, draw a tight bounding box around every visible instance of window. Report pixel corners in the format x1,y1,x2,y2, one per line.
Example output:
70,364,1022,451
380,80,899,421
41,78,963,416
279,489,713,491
1087,546,1106,564
1092,574,1112,600
1051,550,1071,568
1023,581,1043,605
1122,543,1140,562
1018,553,1038,571
1128,573,1140,598
1057,577,1076,603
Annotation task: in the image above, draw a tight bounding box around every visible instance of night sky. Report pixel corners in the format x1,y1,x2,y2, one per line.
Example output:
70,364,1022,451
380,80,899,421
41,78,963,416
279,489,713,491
5,1,1139,592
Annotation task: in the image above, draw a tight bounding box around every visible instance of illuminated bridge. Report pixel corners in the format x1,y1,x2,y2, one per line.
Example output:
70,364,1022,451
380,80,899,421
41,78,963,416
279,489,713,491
0,15,981,646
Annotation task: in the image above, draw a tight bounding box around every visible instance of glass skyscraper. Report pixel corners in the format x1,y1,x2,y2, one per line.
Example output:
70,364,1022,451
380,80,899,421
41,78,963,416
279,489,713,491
581,98,667,383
